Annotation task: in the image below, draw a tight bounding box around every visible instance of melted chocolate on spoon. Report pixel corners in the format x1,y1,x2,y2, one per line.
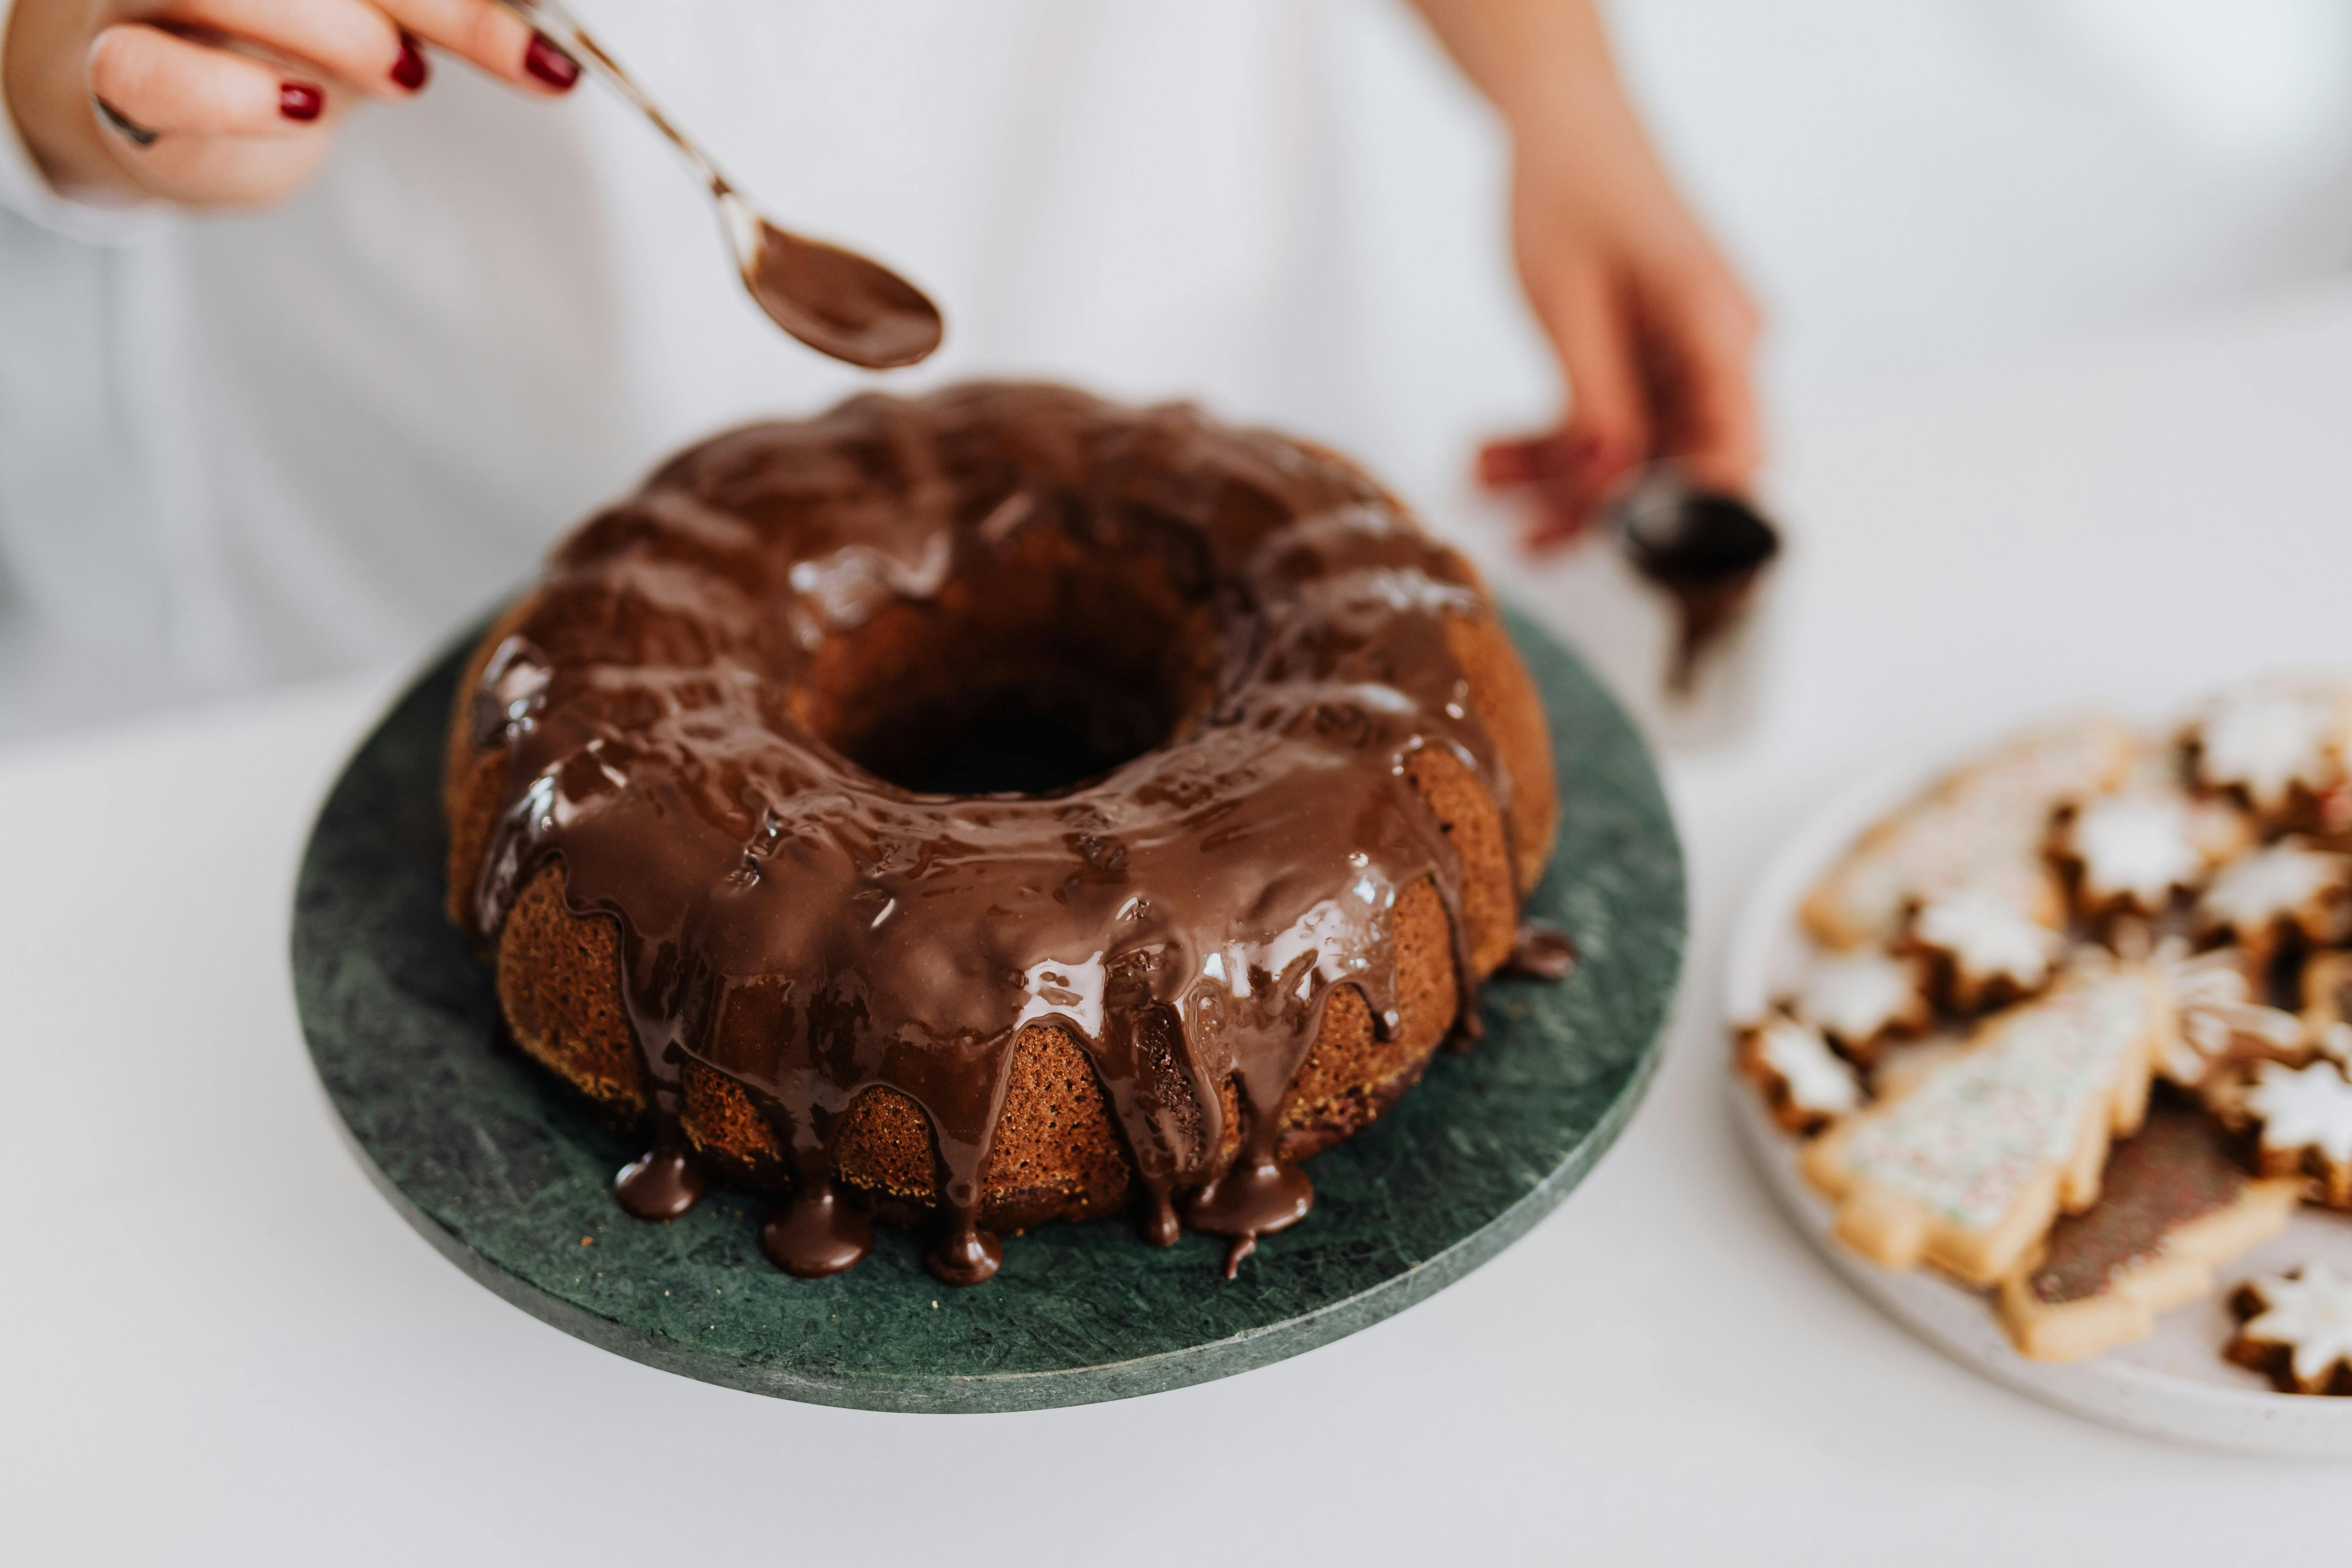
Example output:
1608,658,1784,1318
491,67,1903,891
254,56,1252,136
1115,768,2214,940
522,1,944,370
735,216,944,371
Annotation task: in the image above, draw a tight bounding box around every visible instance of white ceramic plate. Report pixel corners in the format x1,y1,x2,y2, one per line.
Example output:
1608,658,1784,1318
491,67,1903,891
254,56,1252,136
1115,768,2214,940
1726,731,2352,1457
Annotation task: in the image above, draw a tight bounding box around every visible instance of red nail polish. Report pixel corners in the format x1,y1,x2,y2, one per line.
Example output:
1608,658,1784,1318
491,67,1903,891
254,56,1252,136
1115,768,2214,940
391,35,428,92
280,82,323,122
525,34,581,90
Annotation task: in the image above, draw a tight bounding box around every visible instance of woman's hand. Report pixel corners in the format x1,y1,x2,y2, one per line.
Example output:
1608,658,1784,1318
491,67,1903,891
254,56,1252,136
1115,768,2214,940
1412,0,1763,550
4,0,582,209
1480,108,1762,549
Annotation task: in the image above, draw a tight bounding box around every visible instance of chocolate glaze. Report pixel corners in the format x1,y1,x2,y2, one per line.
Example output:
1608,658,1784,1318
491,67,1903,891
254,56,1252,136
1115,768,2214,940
2028,1100,2248,1305
614,1142,706,1221
1502,920,1578,982
760,1171,875,1278
467,383,1547,1284
1616,487,1779,692
925,1225,1005,1288
1186,1153,1316,1248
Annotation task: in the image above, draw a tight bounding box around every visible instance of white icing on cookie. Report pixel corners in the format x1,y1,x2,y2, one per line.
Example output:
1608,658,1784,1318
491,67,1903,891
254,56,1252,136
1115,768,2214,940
2236,1265,2352,1388
2199,840,2350,934
1841,967,2155,1230
2068,793,2202,910
2161,942,2305,1085
2246,1059,2352,1166
2321,1021,2352,1066
2195,680,2352,812
1913,887,2062,993
1755,1017,1861,1118
1794,951,1920,1049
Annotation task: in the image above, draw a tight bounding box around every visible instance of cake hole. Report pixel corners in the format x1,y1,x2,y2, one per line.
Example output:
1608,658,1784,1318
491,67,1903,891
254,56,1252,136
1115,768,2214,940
794,544,1212,798
848,675,1173,796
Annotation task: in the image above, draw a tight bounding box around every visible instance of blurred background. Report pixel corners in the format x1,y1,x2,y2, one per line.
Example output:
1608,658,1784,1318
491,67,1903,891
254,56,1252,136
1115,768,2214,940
6,0,2352,744
1342,0,2352,512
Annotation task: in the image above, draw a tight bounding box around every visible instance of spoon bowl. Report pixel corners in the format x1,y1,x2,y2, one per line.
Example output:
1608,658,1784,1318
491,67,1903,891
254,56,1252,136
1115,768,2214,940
502,0,943,370
718,193,944,370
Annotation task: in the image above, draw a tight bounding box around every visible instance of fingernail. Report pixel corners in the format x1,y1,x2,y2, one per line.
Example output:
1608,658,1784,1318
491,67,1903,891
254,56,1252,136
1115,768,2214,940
93,96,158,147
391,34,429,92
525,34,581,90
280,82,324,122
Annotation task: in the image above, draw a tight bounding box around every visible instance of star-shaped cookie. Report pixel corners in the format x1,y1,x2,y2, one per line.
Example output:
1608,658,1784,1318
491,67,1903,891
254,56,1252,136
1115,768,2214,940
2227,1265,2352,1395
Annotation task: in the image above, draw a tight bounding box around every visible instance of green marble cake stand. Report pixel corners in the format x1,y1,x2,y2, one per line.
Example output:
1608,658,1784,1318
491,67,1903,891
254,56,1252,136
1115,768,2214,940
293,604,1683,1414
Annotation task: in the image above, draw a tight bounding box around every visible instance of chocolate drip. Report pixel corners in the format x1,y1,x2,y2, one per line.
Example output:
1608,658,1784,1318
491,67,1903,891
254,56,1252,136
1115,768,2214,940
468,384,1526,1283
1185,1152,1316,1254
1502,921,1578,982
1139,1189,1182,1248
614,1141,706,1221
760,1171,875,1278
926,1222,1004,1288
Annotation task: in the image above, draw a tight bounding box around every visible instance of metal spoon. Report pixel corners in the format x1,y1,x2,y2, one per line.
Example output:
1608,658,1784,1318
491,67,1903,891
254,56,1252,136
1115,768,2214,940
498,0,944,370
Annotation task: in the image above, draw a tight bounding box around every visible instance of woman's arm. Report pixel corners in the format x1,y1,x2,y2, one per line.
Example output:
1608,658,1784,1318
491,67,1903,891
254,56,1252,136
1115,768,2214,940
4,0,576,210
1409,0,1762,546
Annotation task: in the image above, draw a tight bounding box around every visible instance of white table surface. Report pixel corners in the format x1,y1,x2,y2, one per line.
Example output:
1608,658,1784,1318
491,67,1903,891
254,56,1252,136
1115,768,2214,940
10,284,2352,1566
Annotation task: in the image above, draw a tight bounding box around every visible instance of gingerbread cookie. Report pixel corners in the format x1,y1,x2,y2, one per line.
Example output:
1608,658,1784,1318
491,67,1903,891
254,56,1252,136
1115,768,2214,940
2235,1058,2352,1207
1801,961,2165,1287
1870,1035,1969,1102
2300,952,2352,1066
1802,716,2134,948
2189,678,2352,821
2155,941,2304,1090
2226,1265,2352,1395
1909,881,2066,1012
1738,1016,1862,1135
2200,839,2352,959
1994,1102,2300,1362
1786,950,1928,1063
2056,787,2250,918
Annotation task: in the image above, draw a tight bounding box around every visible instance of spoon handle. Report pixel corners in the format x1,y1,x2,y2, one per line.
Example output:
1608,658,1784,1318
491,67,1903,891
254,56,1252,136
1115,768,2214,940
495,0,734,196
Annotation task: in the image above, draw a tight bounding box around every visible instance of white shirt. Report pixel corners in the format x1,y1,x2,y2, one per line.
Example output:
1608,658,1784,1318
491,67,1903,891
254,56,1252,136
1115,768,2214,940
0,0,1517,740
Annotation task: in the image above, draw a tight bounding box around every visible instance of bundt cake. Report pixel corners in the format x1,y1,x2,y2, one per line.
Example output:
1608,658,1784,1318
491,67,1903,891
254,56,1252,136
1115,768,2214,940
443,382,1562,1286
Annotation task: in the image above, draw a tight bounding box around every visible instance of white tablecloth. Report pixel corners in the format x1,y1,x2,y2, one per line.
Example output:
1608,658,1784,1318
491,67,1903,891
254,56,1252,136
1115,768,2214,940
8,284,2352,1565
